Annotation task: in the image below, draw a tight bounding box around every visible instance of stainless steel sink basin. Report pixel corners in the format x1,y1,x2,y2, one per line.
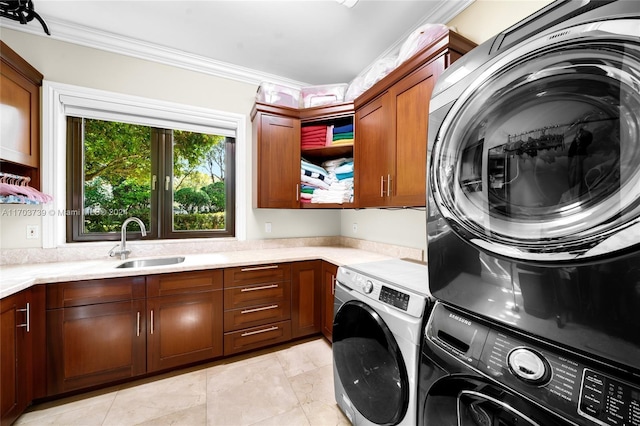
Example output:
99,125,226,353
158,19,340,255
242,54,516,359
116,256,185,269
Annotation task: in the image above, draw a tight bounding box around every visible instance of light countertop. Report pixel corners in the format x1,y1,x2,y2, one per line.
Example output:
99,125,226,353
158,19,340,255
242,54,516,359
1,246,393,298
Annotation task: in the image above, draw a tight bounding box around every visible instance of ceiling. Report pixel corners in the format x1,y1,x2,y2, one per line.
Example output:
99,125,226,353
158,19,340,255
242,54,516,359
1,0,473,86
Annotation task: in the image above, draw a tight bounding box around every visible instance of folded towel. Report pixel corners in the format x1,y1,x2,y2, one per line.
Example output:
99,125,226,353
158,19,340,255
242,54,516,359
301,125,327,134
333,132,354,140
330,138,354,146
335,162,354,174
334,123,353,134
301,159,329,176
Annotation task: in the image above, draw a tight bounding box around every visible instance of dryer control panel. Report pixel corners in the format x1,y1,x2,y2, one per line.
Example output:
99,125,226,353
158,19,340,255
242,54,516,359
425,303,640,426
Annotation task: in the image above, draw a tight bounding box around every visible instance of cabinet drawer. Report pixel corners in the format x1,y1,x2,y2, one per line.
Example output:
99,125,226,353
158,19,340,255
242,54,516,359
147,270,223,297
224,264,291,288
223,280,291,310
223,320,291,356
46,277,146,309
223,299,291,332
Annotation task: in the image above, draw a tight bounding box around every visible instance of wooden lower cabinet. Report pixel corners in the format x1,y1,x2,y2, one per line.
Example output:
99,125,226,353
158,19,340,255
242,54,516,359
222,264,293,356
321,262,338,342
291,260,322,339
46,299,147,395
34,261,326,408
1,287,45,426
46,272,224,395
147,291,223,372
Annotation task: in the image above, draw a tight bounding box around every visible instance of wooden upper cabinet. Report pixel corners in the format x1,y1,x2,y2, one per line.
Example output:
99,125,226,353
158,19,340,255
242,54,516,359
0,41,43,170
390,59,442,207
354,91,394,206
354,30,476,208
252,108,301,208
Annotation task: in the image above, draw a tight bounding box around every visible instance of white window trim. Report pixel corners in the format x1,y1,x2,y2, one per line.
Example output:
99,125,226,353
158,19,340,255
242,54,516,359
41,80,247,248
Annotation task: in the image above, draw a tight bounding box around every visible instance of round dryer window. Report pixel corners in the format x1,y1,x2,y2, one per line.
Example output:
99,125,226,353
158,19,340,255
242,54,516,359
332,301,409,425
431,19,640,262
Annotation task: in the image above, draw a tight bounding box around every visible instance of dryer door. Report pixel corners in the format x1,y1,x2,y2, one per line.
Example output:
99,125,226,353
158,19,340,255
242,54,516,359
431,19,640,262
333,300,409,425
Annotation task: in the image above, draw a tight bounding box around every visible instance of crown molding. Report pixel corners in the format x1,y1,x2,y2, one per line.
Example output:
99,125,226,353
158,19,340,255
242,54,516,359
0,17,310,88
0,0,472,88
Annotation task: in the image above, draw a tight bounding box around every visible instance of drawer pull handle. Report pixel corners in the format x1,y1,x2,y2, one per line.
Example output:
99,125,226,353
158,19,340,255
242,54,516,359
150,309,154,334
136,311,141,337
240,265,278,272
241,304,278,315
241,326,278,337
241,284,279,292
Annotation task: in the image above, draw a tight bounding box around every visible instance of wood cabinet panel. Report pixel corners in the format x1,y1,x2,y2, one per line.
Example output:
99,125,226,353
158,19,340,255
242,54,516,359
1,286,45,426
147,291,223,372
223,280,290,310
354,92,394,206
223,298,290,332
291,260,322,339
46,299,146,395
321,262,338,342
390,60,442,206
254,114,300,208
146,270,223,297
223,320,292,356
1,292,27,426
47,277,146,309
223,264,291,288
0,41,42,169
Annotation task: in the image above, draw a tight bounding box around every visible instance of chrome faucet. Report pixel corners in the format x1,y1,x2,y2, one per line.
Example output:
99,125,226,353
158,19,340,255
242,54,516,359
109,217,147,260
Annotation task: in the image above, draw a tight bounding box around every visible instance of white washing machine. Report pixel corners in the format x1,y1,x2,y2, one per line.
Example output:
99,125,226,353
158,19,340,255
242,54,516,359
332,258,430,425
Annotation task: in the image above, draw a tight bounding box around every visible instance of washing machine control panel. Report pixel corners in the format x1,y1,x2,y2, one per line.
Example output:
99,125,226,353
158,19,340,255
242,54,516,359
338,268,426,318
425,303,640,426
379,285,410,311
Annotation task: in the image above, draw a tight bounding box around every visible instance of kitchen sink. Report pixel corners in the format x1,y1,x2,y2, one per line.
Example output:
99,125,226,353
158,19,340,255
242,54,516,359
116,256,185,269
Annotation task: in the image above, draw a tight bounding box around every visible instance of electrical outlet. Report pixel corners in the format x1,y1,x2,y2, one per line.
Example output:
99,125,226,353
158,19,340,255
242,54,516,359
265,222,272,233
352,223,358,233
26,225,40,239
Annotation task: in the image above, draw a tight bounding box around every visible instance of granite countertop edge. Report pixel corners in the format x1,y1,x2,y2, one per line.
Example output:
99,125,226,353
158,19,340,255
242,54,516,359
1,246,394,299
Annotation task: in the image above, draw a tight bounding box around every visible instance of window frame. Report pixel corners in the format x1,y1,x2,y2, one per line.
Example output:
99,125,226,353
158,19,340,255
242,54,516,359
66,117,236,242
42,81,247,248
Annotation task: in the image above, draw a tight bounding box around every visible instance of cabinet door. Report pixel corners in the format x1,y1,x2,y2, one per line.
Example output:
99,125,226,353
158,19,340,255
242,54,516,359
147,291,223,372
355,92,394,207
46,299,147,395
1,291,28,426
321,262,338,342
390,59,443,207
0,41,42,168
255,113,301,208
291,260,322,338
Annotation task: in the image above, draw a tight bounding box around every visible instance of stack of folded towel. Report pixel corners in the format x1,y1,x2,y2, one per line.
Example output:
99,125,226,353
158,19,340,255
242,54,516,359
330,123,354,147
300,157,354,204
301,125,329,149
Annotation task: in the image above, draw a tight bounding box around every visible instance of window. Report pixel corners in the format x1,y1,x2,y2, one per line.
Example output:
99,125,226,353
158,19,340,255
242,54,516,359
67,117,235,242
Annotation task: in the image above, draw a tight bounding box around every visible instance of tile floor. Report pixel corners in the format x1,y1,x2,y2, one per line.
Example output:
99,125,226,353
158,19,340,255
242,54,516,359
16,337,350,426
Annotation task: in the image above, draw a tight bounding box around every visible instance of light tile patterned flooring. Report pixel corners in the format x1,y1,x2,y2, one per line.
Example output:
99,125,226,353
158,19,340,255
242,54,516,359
16,337,350,426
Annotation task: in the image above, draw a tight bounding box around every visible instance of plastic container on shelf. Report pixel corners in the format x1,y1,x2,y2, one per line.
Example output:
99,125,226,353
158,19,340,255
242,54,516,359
396,24,449,66
301,83,348,107
256,83,301,108
345,55,397,101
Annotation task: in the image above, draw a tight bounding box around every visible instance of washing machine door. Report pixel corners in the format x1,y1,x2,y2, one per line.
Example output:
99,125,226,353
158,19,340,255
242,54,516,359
431,19,640,263
333,300,409,425
424,377,572,426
